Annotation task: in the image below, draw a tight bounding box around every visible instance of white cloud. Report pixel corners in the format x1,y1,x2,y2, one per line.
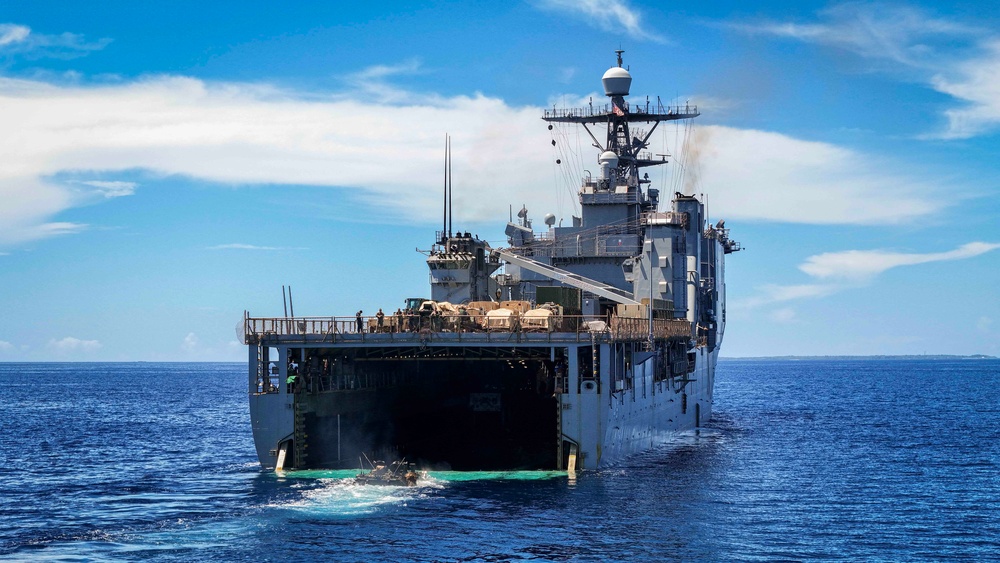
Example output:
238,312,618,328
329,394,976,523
736,283,841,309
676,125,941,224
729,4,976,68
0,174,86,244
0,66,955,245
800,242,1000,280
49,336,101,352
182,332,198,351
79,180,137,198
0,72,553,244
726,4,1000,139
739,241,1000,309
932,39,1000,139
978,317,993,332
0,340,14,351
340,59,428,104
0,24,30,46
0,23,110,59
533,0,664,43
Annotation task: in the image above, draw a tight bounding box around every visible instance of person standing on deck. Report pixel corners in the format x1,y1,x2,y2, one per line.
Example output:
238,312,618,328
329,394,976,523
376,308,385,332
356,310,363,333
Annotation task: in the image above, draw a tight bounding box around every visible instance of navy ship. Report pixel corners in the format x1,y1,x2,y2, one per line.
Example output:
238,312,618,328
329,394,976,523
242,52,740,472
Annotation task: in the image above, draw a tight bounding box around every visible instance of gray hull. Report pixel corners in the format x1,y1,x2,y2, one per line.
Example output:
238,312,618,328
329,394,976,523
247,327,716,471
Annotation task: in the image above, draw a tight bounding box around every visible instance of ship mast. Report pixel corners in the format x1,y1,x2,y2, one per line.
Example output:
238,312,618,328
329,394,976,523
542,51,700,202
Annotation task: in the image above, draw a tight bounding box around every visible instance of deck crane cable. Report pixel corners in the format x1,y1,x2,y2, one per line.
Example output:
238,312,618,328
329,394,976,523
550,121,583,217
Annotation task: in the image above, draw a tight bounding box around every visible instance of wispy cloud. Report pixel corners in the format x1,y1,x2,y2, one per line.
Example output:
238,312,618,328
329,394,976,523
533,0,664,43
341,58,426,104
740,241,1000,309
738,282,841,309
800,241,1000,281
0,63,958,246
727,3,977,68
207,243,305,251
0,340,14,351
931,39,1000,139
18,221,89,241
48,336,101,352
78,180,137,198
0,23,111,60
0,24,30,46
725,3,1000,139
676,125,943,224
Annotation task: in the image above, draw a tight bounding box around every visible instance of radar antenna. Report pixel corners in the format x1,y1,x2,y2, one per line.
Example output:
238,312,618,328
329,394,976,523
542,51,700,198
441,134,455,242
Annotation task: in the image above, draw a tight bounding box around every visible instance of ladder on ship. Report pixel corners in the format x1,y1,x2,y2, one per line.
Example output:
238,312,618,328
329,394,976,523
255,344,265,393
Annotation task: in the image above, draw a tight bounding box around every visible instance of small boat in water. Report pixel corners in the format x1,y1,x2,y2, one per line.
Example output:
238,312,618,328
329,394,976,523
355,458,419,486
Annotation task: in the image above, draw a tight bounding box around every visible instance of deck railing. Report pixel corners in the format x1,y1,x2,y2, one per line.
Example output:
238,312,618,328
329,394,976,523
243,314,692,343
543,103,699,120
608,316,693,340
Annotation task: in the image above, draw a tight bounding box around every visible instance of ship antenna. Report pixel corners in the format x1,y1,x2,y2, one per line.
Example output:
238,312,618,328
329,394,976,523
282,285,288,317
448,135,453,238
442,134,448,242
615,49,624,67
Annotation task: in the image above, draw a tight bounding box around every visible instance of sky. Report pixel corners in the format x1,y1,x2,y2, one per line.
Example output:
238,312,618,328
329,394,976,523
1,0,999,360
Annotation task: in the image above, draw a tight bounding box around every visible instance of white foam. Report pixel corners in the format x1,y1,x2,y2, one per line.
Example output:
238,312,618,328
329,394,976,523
269,475,441,516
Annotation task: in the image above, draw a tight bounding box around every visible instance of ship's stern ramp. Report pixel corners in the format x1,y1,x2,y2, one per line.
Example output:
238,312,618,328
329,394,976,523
246,327,574,471
302,344,560,470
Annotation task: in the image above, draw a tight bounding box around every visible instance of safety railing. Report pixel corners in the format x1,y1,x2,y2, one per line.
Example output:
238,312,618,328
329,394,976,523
608,316,692,340
543,103,699,120
244,314,693,342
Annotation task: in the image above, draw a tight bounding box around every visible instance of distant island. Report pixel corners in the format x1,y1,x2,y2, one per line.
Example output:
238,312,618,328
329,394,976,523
720,354,996,361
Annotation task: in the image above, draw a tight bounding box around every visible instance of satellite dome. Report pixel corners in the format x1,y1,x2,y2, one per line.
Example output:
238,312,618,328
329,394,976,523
544,213,556,226
602,66,632,96
598,150,619,166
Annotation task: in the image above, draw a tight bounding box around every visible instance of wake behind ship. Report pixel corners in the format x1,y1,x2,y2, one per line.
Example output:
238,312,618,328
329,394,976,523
242,52,740,472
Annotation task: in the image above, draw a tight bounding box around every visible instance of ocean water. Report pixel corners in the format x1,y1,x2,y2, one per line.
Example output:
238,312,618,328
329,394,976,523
2,359,999,561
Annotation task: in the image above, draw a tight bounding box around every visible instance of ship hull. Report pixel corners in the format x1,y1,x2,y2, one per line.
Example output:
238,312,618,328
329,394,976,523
248,331,715,471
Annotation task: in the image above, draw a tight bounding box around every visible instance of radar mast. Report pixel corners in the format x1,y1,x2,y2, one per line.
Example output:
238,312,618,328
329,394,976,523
542,51,700,204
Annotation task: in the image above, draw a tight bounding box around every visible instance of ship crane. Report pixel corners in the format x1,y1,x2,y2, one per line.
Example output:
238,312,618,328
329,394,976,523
495,249,640,305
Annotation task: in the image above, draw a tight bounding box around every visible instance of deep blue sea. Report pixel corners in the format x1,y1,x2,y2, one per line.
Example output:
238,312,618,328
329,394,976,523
2,359,999,561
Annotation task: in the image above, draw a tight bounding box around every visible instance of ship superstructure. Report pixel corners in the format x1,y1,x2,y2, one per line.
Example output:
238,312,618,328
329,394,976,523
243,52,739,472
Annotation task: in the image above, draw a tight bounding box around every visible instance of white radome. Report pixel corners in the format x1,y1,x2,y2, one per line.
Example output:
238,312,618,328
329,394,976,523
602,66,632,96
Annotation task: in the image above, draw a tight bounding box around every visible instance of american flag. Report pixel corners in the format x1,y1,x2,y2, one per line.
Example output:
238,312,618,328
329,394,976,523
612,101,625,116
